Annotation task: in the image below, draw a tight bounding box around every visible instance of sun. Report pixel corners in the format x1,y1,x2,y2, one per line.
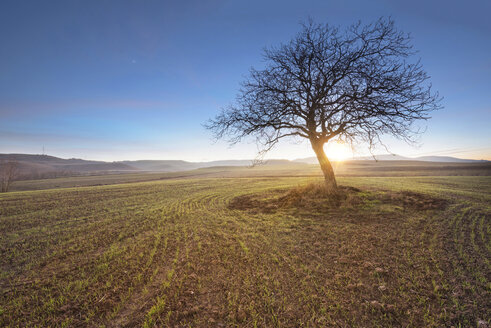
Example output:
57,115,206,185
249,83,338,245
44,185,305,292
325,141,352,161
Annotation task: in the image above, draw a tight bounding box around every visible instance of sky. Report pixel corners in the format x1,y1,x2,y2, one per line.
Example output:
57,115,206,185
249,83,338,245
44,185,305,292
0,0,490,161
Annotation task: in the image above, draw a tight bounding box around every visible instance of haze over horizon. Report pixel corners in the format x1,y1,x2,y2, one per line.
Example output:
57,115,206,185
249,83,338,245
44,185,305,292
1,0,490,161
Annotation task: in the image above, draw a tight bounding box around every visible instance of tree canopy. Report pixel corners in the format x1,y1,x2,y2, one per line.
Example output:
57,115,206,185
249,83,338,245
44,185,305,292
206,18,441,191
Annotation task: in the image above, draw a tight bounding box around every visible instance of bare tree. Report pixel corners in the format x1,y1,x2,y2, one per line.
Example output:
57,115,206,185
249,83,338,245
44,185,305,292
206,18,441,192
0,160,19,192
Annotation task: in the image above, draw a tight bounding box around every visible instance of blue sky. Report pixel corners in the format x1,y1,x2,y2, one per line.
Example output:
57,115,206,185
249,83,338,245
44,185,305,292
1,0,490,161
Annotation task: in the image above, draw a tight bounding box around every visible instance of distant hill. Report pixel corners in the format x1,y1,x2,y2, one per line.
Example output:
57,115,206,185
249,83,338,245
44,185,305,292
0,154,136,179
415,156,489,163
120,160,198,172
0,154,306,179
294,155,489,164
121,159,300,172
293,154,409,164
1,153,488,180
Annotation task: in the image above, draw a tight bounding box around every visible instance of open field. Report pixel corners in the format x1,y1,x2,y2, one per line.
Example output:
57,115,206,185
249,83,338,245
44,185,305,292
1,174,490,327
8,160,491,192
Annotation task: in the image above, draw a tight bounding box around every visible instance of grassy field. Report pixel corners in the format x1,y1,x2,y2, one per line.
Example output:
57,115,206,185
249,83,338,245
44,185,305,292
1,175,490,327
8,160,491,192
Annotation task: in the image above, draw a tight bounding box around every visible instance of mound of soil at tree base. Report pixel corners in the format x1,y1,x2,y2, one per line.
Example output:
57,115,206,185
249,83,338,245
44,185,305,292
228,184,447,214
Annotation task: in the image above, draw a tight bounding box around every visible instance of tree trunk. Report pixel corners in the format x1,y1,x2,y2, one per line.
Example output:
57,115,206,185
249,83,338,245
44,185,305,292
311,140,338,193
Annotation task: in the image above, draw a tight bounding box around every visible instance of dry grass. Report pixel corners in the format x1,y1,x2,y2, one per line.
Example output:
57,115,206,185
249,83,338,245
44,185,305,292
7,161,491,193
0,176,489,327
229,182,445,213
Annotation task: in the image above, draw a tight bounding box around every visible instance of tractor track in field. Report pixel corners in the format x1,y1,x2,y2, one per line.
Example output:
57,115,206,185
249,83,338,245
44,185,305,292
1,176,490,327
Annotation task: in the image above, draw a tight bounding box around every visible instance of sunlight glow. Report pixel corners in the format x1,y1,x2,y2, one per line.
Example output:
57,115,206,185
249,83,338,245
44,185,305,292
325,141,352,161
